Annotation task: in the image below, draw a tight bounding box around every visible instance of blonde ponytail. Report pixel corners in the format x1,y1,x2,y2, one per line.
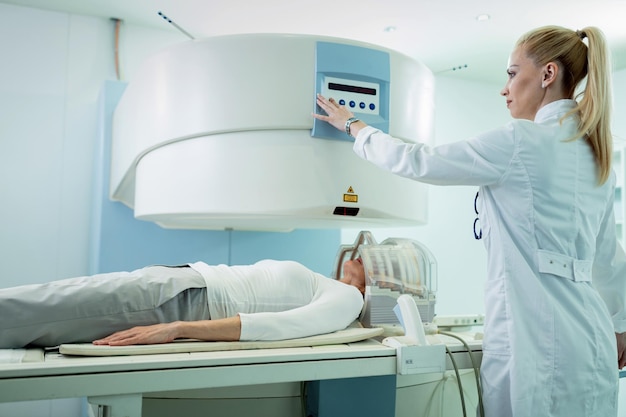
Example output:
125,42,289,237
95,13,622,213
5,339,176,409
574,27,613,184
516,26,613,184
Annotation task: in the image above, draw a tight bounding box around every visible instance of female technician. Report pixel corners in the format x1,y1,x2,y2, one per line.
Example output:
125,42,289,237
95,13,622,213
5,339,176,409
314,25,626,417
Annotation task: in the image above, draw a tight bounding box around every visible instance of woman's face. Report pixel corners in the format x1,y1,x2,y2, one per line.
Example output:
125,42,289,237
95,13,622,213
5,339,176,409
500,47,546,120
341,259,366,295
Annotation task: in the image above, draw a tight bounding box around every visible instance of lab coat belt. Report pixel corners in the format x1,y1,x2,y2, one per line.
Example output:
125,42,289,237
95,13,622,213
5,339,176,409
537,250,592,282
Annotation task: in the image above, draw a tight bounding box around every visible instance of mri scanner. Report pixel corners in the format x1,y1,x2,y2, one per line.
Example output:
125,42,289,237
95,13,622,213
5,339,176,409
0,34,483,416
109,33,433,231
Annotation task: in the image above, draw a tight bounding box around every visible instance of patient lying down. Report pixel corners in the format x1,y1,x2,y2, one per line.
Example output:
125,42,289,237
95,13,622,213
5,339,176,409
0,259,365,349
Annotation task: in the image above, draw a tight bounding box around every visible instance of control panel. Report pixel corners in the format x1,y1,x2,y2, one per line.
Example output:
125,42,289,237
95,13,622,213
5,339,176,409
320,76,381,116
312,41,390,141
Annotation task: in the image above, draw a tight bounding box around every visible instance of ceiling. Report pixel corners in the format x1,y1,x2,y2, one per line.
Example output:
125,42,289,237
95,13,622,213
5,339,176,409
3,0,626,83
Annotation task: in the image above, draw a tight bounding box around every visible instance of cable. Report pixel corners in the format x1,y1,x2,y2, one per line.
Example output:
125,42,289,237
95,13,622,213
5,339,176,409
446,346,468,417
424,378,446,416
439,330,484,417
110,18,123,80
439,330,484,416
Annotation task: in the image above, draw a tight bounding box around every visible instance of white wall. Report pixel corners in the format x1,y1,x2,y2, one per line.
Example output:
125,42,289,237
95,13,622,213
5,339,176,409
0,3,184,288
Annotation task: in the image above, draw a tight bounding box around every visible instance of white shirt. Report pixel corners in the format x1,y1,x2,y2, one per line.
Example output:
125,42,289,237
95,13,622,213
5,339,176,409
189,260,364,341
353,99,624,416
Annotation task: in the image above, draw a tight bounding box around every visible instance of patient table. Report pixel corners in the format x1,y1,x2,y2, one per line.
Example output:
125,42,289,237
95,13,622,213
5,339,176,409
0,332,482,417
0,339,398,417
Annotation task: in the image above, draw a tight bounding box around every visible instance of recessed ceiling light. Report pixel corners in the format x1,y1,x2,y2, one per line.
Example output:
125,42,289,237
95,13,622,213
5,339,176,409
476,14,491,22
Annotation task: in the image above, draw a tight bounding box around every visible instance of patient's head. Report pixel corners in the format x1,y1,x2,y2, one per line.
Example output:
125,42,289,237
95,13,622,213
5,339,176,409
339,259,366,296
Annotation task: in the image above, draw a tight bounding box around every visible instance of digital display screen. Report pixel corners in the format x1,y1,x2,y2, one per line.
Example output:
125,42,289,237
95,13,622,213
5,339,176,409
328,82,377,96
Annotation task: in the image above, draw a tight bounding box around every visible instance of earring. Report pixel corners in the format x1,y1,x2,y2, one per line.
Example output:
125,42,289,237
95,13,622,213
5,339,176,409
541,82,546,89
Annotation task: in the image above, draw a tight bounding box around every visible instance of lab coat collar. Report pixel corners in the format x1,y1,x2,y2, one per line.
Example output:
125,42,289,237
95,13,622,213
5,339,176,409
534,99,577,124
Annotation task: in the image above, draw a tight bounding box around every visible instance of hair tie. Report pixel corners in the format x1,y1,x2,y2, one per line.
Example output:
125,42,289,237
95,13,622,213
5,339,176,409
576,29,586,40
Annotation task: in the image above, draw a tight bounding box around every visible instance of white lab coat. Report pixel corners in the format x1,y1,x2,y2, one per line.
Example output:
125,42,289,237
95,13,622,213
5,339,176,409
353,99,626,417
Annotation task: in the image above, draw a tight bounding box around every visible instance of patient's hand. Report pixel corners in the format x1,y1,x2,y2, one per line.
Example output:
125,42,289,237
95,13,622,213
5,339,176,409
93,317,241,345
93,322,180,346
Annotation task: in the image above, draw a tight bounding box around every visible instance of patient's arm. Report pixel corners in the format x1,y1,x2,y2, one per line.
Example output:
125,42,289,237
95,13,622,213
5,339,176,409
92,316,242,346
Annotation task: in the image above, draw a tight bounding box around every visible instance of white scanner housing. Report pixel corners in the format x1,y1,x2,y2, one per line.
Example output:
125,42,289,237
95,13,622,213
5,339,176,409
111,34,434,231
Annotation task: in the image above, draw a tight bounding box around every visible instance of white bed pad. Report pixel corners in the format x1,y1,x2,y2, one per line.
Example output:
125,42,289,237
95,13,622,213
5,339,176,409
0,348,44,364
59,325,384,357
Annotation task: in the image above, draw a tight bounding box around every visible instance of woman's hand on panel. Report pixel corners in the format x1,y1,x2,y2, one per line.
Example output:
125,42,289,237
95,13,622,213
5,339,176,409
313,94,364,136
